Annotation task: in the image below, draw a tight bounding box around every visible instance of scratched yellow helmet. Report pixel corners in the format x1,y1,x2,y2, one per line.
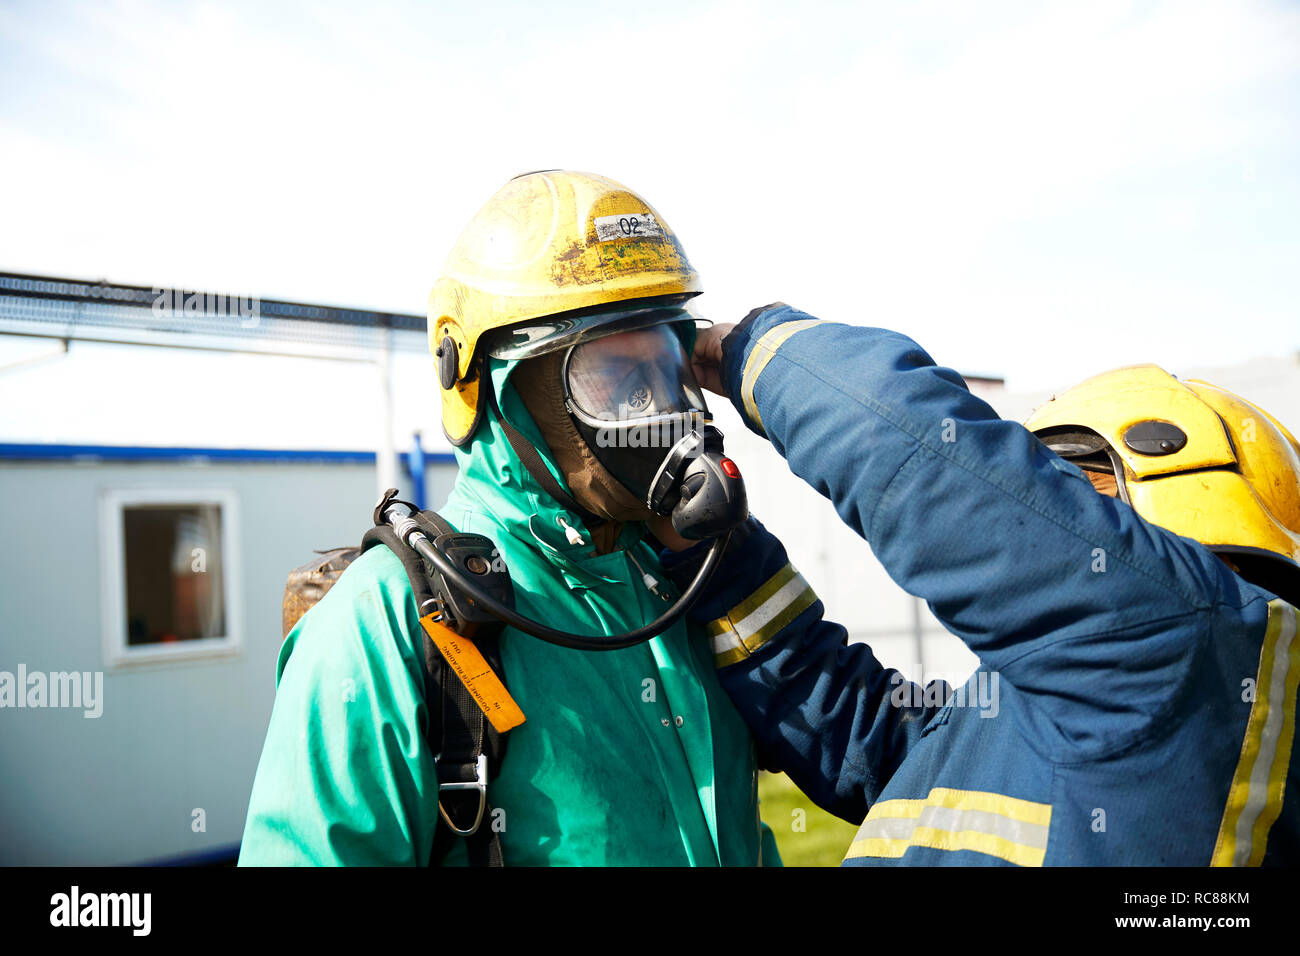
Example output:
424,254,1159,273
429,170,702,446
1026,364,1300,600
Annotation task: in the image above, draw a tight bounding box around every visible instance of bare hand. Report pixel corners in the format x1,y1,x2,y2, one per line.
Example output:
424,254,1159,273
692,322,735,397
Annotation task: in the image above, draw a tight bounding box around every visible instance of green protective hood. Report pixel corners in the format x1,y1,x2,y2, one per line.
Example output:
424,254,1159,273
445,354,646,569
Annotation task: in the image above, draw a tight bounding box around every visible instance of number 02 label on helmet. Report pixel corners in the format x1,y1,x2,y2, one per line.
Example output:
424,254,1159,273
594,212,664,242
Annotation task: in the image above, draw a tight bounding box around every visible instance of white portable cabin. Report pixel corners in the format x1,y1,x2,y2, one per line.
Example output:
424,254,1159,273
0,273,454,864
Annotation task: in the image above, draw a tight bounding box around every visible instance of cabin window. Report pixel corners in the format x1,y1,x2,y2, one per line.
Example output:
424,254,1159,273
101,490,240,665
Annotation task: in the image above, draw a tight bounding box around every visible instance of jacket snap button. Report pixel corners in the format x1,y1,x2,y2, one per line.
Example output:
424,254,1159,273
661,718,670,727
674,715,684,727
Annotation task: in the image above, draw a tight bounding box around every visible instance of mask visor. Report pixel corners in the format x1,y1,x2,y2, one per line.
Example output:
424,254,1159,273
564,323,708,429
564,324,711,509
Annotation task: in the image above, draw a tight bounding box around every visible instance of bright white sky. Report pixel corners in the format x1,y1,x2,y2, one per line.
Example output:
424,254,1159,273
1,0,1298,393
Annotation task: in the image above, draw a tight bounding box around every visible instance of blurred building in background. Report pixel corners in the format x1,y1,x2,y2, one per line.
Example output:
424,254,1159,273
2,271,1297,864
0,273,454,864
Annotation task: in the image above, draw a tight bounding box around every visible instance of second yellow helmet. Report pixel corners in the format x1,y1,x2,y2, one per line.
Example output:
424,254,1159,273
1026,364,1300,594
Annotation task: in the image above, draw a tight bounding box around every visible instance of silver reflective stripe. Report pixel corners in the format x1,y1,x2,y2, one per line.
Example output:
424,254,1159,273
730,574,809,643
859,805,1050,850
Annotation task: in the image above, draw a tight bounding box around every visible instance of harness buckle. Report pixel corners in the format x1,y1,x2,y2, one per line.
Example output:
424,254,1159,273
437,753,488,836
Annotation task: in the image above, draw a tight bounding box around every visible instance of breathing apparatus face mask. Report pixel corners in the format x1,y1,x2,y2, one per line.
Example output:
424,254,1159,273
562,322,747,541
381,309,750,654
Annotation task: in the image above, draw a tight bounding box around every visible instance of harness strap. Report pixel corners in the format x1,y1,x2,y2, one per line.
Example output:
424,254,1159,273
362,514,506,867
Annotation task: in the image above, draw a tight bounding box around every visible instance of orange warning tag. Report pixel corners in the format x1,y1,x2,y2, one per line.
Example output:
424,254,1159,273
419,614,526,733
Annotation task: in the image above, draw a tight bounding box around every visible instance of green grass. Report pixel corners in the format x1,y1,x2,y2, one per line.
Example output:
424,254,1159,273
758,770,859,867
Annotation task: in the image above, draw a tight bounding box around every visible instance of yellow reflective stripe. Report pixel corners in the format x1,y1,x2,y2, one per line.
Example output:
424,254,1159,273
863,797,929,820
709,617,748,667
705,619,731,638
907,828,1047,868
744,587,817,650
1213,600,1300,866
846,787,1053,866
1212,617,1276,868
739,319,823,433
919,787,1052,826
730,564,798,622
733,573,810,640
863,789,1051,826
849,832,1045,868
1259,605,1300,859
849,837,912,859
709,563,818,667
712,643,750,669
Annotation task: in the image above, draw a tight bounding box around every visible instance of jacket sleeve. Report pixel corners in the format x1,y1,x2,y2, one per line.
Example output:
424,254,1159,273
663,517,947,824
715,304,1238,760
238,548,439,866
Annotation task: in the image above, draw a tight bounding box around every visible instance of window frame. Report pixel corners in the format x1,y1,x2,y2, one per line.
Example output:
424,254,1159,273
99,487,242,667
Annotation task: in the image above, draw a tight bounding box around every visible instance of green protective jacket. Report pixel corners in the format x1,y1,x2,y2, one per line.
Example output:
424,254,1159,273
239,356,782,866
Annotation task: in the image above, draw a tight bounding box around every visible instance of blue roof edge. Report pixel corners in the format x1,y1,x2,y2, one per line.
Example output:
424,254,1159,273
0,442,457,465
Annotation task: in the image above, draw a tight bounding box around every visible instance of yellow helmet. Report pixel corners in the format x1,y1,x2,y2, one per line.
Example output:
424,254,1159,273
1025,364,1300,595
429,170,702,446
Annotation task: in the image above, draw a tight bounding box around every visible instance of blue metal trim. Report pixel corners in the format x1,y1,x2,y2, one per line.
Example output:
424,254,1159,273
0,442,457,466
0,271,425,332
138,842,243,867
409,431,428,510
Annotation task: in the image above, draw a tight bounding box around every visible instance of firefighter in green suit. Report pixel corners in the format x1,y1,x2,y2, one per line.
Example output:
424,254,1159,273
239,170,781,866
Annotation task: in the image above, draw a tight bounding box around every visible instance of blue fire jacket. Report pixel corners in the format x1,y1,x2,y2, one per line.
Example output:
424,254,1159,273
670,303,1300,866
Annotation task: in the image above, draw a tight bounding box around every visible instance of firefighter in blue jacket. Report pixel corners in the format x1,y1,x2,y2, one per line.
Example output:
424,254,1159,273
666,303,1300,866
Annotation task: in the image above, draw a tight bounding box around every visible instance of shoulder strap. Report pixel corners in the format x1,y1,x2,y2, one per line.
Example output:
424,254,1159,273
361,511,508,867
